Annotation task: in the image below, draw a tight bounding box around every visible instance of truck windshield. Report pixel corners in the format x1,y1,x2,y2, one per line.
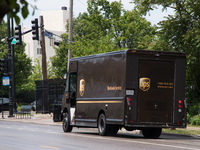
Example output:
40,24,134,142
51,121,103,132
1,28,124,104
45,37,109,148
70,73,77,93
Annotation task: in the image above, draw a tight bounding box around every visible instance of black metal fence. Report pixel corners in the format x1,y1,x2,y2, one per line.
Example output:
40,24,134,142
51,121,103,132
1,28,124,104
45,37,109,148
35,78,64,114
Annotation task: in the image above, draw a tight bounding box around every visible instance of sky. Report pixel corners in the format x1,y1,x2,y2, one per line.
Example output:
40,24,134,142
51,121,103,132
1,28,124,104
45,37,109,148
19,0,174,28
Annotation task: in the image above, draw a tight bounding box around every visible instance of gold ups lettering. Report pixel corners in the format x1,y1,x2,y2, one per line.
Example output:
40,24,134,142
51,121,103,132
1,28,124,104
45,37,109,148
107,86,122,90
157,82,173,89
79,79,85,96
139,78,150,91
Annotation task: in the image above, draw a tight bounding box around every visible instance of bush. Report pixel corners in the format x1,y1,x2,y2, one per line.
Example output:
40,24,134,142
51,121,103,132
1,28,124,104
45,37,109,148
187,113,191,124
16,90,35,104
188,105,199,116
190,114,200,125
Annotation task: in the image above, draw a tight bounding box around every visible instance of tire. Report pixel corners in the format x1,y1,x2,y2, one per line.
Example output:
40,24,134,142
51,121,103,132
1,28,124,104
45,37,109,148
110,125,119,136
98,114,111,136
124,126,135,131
62,112,73,132
142,128,162,139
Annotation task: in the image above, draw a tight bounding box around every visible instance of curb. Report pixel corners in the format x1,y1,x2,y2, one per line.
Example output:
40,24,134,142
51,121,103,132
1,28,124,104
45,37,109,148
0,118,62,126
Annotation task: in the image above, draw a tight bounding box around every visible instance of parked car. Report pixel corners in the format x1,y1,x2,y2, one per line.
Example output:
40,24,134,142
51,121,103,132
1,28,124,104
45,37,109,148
0,98,18,112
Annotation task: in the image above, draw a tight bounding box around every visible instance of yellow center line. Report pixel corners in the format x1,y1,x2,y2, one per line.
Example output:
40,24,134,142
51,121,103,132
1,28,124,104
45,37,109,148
40,145,60,149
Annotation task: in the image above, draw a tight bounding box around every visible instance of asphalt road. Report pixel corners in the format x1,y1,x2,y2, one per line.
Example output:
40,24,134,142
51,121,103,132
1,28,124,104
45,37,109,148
0,121,199,150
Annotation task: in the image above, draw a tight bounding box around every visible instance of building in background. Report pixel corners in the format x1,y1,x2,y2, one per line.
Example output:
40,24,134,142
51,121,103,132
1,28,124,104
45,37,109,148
23,7,69,66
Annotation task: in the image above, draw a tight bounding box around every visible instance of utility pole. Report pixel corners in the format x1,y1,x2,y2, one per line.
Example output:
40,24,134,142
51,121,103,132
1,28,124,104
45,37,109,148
40,16,47,81
40,16,48,113
68,0,73,71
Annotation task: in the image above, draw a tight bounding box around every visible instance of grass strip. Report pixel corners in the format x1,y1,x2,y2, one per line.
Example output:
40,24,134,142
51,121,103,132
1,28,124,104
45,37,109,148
162,128,200,136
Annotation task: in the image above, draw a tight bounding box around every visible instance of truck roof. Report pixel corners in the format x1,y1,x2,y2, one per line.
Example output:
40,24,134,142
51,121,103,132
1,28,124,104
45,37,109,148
70,49,185,62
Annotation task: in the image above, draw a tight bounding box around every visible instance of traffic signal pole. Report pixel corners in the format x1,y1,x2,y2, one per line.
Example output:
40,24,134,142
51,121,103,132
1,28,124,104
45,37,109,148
1,83,4,119
7,15,14,118
11,18,16,113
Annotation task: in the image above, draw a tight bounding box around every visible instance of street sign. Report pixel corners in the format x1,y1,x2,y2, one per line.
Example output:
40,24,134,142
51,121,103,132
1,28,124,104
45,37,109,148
11,38,19,45
2,76,10,86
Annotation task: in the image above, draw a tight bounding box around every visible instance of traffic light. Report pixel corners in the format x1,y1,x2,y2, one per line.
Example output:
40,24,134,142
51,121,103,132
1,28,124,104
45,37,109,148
31,18,39,40
15,25,22,45
54,42,60,46
0,59,8,75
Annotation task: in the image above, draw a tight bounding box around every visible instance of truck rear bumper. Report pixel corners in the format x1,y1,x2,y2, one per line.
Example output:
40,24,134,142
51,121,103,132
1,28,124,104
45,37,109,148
125,124,186,129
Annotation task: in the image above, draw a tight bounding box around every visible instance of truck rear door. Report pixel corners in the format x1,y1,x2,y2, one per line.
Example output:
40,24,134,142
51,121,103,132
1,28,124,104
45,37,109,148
138,59,174,124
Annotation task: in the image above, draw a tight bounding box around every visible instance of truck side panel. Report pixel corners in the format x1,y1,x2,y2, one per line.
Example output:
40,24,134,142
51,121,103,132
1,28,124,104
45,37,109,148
75,53,126,127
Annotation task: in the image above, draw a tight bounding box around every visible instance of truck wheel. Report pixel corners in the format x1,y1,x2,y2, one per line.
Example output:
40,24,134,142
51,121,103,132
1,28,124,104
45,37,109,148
124,126,135,131
110,125,119,136
62,113,73,132
142,128,162,139
98,114,110,136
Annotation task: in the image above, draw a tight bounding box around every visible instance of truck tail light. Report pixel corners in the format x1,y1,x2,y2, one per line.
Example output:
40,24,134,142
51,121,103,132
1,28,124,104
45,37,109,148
178,100,182,112
128,98,131,105
127,97,131,106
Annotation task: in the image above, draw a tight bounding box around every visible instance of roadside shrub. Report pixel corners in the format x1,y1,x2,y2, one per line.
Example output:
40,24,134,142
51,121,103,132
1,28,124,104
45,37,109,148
16,90,35,104
188,105,199,116
187,113,191,124
190,114,200,125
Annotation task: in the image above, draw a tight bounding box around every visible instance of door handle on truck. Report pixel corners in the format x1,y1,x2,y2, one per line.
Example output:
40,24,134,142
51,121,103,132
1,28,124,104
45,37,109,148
184,100,187,108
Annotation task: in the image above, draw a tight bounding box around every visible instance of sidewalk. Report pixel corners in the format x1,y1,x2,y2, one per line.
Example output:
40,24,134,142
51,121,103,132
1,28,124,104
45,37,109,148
0,111,61,126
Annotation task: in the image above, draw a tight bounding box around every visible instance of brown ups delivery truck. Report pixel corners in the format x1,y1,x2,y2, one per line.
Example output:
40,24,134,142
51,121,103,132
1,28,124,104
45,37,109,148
61,49,186,138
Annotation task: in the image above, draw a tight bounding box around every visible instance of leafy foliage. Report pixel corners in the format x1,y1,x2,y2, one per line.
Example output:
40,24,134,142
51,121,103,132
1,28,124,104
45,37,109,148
51,0,156,77
0,20,32,96
188,105,199,117
191,115,200,126
0,0,37,25
22,56,56,91
132,0,200,109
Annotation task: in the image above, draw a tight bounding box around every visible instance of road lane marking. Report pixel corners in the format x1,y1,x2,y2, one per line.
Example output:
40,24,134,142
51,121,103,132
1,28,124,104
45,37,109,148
40,145,60,149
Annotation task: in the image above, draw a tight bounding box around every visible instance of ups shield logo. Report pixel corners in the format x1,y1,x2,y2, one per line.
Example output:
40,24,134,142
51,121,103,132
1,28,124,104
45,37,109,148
79,79,85,96
139,78,150,91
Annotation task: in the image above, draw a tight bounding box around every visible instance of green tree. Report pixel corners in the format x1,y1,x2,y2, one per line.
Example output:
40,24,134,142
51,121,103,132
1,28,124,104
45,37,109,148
132,0,200,107
0,20,32,95
0,0,37,25
51,40,69,78
51,0,156,76
22,56,56,91
72,0,156,49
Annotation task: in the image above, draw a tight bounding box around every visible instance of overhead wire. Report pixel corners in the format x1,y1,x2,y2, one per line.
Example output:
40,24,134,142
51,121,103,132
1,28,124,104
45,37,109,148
76,0,87,7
